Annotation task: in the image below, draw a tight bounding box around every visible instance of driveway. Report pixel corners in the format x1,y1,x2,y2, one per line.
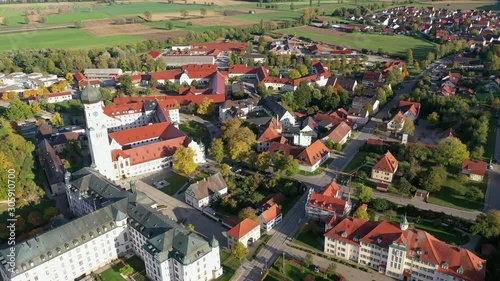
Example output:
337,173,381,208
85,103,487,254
133,180,229,248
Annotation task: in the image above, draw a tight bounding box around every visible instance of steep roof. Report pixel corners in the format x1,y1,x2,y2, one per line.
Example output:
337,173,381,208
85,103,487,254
109,122,185,145
187,173,227,200
373,151,398,173
227,218,260,239
38,139,64,185
462,159,487,176
325,121,351,143
80,81,102,104
268,142,303,158
363,71,382,82
260,204,282,223
321,181,340,197
399,100,421,117
308,193,348,214
297,140,330,167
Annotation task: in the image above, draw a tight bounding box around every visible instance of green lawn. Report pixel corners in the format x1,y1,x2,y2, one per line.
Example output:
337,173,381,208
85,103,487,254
343,151,373,172
144,21,231,32
99,263,126,281
46,12,110,24
160,174,189,195
427,174,487,211
179,120,211,147
279,27,436,59
231,10,301,23
293,228,323,251
98,256,146,281
0,28,143,51
266,257,337,281
381,216,469,245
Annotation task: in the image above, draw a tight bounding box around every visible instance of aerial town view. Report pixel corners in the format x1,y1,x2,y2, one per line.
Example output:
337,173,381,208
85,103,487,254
0,0,500,280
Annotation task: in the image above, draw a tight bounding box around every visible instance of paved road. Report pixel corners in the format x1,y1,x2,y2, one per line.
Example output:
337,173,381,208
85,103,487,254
132,179,229,247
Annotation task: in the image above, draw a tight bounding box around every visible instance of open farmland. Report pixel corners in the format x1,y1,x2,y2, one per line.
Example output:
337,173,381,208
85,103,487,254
0,28,143,51
279,26,436,59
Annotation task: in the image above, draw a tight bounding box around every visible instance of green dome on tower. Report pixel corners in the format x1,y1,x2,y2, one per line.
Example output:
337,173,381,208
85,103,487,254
80,81,102,104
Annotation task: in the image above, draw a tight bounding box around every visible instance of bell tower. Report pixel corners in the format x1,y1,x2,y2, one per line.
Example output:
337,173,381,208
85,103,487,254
81,82,114,179
400,214,409,231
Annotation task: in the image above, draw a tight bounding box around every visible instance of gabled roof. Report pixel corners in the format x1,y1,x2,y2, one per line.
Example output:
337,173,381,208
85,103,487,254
399,100,421,117
260,204,282,223
325,121,351,143
148,51,161,59
308,193,348,214
462,159,487,176
268,142,303,158
373,151,398,173
297,140,330,167
187,173,227,200
227,218,260,239
258,117,283,143
363,71,382,82
321,181,340,197
109,122,184,145
324,217,377,245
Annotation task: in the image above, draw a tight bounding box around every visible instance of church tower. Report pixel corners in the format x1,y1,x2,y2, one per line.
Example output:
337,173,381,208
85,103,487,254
400,214,409,231
81,82,114,180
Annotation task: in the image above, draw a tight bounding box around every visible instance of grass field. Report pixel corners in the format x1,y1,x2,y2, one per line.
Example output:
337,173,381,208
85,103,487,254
144,21,230,32
160,174,189,195
427,174,487,211
279,26,436,59
179,120,211,147
0,28,143,51
231,10,300,23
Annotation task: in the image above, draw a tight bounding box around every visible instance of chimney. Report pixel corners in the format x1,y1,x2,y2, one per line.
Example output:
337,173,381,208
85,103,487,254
129,179,136,193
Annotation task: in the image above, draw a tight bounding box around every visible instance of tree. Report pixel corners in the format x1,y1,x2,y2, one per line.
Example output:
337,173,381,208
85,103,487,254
30,103,42,116
238,207,259,222
228,140,250,161
197,98,214,115
210,138,224,164
352,206,369,221
144,11,153,21
465,186,484,202
355,184,372,203
186,223,195,232
288,69,301,79
372,198,393,212
231,242,249,265
180,9,189,18
406,49,414,65
119,264,133,275
297,64,309,77
434,137,470,167
420,165,446,192
471,210,500,239
278,155,299,177
2,17,8,26
427,112,439,127
402,118,415,136
65,72,74,83
173,146,197,175
165,21,173,30
290,2,295,10
4,99,33,121
304,253,313,268
43,207,59,221
51,112,65,128
256,152,271,170
221,163,231,178
200,8,207,17
246,42,253,54
186,102,197,114
326,263,336,278
324,139,335,150
27,211,42,226
398,177,413,195
118,74,133,95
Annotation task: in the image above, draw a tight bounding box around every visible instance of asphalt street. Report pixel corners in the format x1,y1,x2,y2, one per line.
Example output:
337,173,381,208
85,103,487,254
484,117,500,211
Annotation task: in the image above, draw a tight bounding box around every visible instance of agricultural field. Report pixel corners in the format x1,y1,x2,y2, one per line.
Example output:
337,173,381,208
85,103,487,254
279,26,436,59
0,28,143,51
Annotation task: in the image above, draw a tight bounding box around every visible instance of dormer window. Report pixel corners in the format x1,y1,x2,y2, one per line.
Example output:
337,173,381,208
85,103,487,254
377,237,382,244
442,261,448,269
416,248,422,256
478,263,483,270
353,236,359,242
341,231,347,238
457,266,464,274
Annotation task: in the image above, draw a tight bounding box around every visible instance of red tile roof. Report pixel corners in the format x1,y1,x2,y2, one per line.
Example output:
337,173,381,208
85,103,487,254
227,218,260,239
308,193,348,215
268,142,303,158
363,71,382,82
462,159,487,177
321,181,340,197
48,91,72,98
74,72,86,82
148,51,161,59
262,193,286,209
190,42,248,53
109,122,185,145
373,151,398,173
150,70,182,81
103,103,144,117
113,136,189,165
260,204,282,223
229,64,255,74
325,217,486,281
258,117,283,142
181,64,219,79
399,100,421,117
326,121,351,144
297,140,330,167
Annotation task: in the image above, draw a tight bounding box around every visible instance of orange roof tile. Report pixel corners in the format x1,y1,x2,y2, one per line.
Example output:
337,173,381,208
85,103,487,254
297,140,330,167
109,122,185,145
326,121,351,144
321,181,340,197
373,151,398,173
462,159,487,176
114,136,189,165
308,193,348,214
268,142,303,158
103,103,144,117
260,204,282,223
399,100,421,117
227,218,260,239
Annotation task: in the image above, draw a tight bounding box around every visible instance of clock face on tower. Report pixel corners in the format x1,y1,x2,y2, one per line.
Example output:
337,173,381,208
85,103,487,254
93,111,98,117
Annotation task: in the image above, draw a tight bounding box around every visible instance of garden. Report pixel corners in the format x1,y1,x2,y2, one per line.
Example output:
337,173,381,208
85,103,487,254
96,256,146,281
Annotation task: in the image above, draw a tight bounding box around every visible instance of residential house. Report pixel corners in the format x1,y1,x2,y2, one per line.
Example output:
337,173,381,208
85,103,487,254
362,71,383,87
185,173,228,210
371,151,399,183
461,159,487,182
324,216,486,281
292,117,318,147
351,96,380,114
322,121,352,145
51,132,80,154
329,77,358,93
386,111,406,132
47,91,72,103
398,100,421,121
226,218,261,249
257,117,286,151
296,140,331,172
259,97,296,127
347,107,370,125
305,181,351,222
260,204,282,232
